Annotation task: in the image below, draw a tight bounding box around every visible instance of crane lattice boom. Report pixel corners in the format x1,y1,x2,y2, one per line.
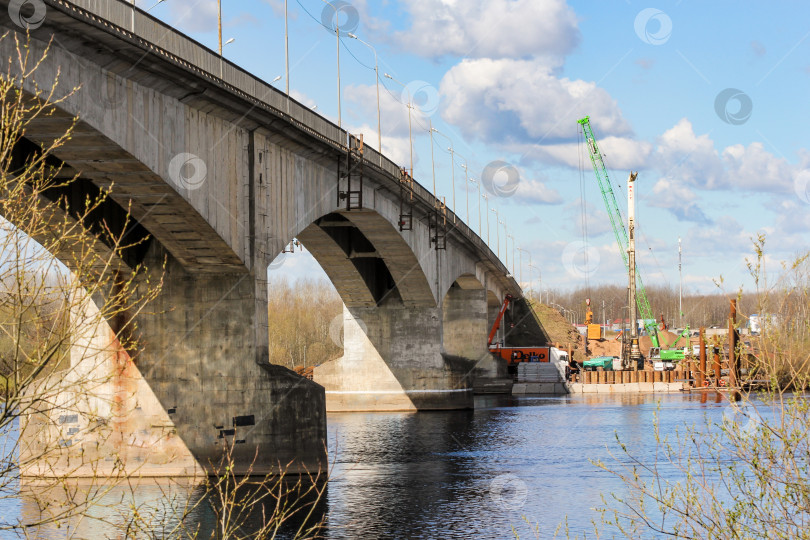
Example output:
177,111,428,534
577,116,660,348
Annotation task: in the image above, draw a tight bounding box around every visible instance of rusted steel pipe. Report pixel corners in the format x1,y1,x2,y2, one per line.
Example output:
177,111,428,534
698,327,707,388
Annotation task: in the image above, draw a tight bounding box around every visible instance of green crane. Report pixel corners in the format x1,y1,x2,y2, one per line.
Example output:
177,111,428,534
577,116,660,349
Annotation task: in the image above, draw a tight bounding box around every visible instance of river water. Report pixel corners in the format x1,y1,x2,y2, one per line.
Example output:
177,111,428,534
4,392,736,539
322,392,731,539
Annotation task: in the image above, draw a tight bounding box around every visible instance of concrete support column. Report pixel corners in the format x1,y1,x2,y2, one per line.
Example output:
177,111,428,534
134,244,327,475
314,301,474,411
442,285,505,381
24,243,327,477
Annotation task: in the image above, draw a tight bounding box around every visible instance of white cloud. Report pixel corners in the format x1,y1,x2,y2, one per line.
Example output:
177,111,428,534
655,119,724,189
654,119,803,196
345,83,432,140
291,89,317,109
515,178,562,205
440,58,631,146
390,0,580,61
648,178,713,224
722,142,794,193
519,136,652,170
347,123,415,170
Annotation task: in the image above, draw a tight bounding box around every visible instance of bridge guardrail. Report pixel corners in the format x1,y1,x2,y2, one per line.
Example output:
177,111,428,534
47,0,518,293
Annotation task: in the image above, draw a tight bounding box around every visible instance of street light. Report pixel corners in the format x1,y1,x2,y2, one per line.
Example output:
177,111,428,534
384,73,413,177
528,262,539,301
483,193,490,246
469,177,482,237
272,75,282,83
284,0,289,95
430,127,455,223
347,33,381,164
500,221,508,267
517,247,529,287
428,122,438,201
219,37,235,77
318,0,342,127
507,234,515,276
491,208,499,258
217,0,222,76
458,158,470,225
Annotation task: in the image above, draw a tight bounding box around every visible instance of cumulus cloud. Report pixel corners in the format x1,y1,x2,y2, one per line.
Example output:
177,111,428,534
390,0,580,61
439,58,631,146
518,136,652,170
684,215,751,257
655,118,803,195
345,82,434,140
515,178,563,205
347,123,415,170
649,178,713,224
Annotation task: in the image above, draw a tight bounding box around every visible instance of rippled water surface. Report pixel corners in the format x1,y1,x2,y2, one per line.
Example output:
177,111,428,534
322,392,731,539
3,392,736,538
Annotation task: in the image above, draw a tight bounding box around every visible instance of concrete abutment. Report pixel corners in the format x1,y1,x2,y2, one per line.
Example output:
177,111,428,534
314,300,478,411
24,243,327,477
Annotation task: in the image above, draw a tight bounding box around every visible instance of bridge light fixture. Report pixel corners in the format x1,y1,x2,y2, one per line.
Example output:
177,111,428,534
490,207,499,258
384,73,413,177
272,75,282,83
346,32,382,164
469,177,482,237
317,0,342,127
430,126,456,224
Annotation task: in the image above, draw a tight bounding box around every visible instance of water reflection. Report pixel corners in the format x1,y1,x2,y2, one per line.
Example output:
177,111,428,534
7,392,734,538
14,475,326,539
323,392,732,539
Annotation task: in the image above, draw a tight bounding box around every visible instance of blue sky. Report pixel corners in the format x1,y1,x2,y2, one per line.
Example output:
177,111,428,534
145,0,810,295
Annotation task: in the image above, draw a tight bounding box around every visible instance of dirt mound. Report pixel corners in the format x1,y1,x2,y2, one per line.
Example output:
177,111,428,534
639,330,680,355
529,301,586,361
588,338,622,357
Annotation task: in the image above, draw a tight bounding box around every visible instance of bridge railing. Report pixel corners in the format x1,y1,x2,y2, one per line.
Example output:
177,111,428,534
52,0,515,286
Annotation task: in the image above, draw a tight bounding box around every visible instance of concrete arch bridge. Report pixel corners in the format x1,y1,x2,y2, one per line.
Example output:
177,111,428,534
1,0,548,475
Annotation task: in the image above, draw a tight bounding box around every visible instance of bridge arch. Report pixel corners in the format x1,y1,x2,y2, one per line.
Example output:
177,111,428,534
292,210,434,309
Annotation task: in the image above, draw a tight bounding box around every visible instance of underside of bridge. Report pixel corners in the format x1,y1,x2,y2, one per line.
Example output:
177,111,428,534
0,0,546,477
8,138,326,477
294,211,493,411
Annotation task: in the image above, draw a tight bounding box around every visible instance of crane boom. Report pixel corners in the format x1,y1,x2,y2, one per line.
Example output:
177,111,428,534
488,294,513,347
577,116,660,349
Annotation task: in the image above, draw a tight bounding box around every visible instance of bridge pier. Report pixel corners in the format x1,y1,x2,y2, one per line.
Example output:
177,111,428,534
314,301,476,411
22,244,327,477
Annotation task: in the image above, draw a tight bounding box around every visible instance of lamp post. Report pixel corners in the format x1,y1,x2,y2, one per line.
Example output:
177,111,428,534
284,0,289,95
491,208,499,258
430,127,455,223
347,33,381,164
218,0,222,76
216,1,235,79
428,121,438,201
483,193,490,246
317,0,342,127
528,262,539,301
470,177,482,237
458,158,469,225
384,73,413,177
510,235,516,276
499,221,508,267
517,247,529,286
500,225,508,268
